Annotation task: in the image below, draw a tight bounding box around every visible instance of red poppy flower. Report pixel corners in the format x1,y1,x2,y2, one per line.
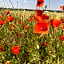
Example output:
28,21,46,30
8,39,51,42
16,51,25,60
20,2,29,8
16,33,22,37
49,19,62,28
34,10,49,23
29,17,33,22
0,20,5,25
36,0,44,7
41,14,49,20
5,10,10,14
34,21,49,34
60,36,64,41
35,12,48,23
60,6,64,10
35,10,44,17
6,15,14,22
19,14,22,17
29,16,33,22
44,42,48,46
12,46,20,55
34,16,43,23
35,14,49,22
22,25,29,29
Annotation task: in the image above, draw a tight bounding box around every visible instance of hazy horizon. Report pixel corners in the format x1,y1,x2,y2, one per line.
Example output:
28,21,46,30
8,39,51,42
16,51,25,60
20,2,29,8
0,0,64,10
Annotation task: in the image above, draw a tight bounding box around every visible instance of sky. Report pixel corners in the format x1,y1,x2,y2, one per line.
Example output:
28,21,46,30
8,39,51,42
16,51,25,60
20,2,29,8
0,0,64,10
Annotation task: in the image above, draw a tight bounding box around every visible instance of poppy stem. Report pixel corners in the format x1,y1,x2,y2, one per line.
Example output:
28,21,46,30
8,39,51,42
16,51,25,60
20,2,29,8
15,55,18,60
57,56,59,64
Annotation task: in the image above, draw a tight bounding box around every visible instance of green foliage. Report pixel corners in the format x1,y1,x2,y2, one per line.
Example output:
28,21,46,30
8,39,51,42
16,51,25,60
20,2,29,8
0,10,64,64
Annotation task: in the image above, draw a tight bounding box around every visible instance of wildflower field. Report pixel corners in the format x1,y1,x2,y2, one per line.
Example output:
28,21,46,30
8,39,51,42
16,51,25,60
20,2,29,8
0,9,64,64
0,0,64,64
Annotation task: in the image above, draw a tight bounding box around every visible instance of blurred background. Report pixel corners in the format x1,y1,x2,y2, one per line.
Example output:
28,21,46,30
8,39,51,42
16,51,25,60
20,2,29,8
0,0,64,10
